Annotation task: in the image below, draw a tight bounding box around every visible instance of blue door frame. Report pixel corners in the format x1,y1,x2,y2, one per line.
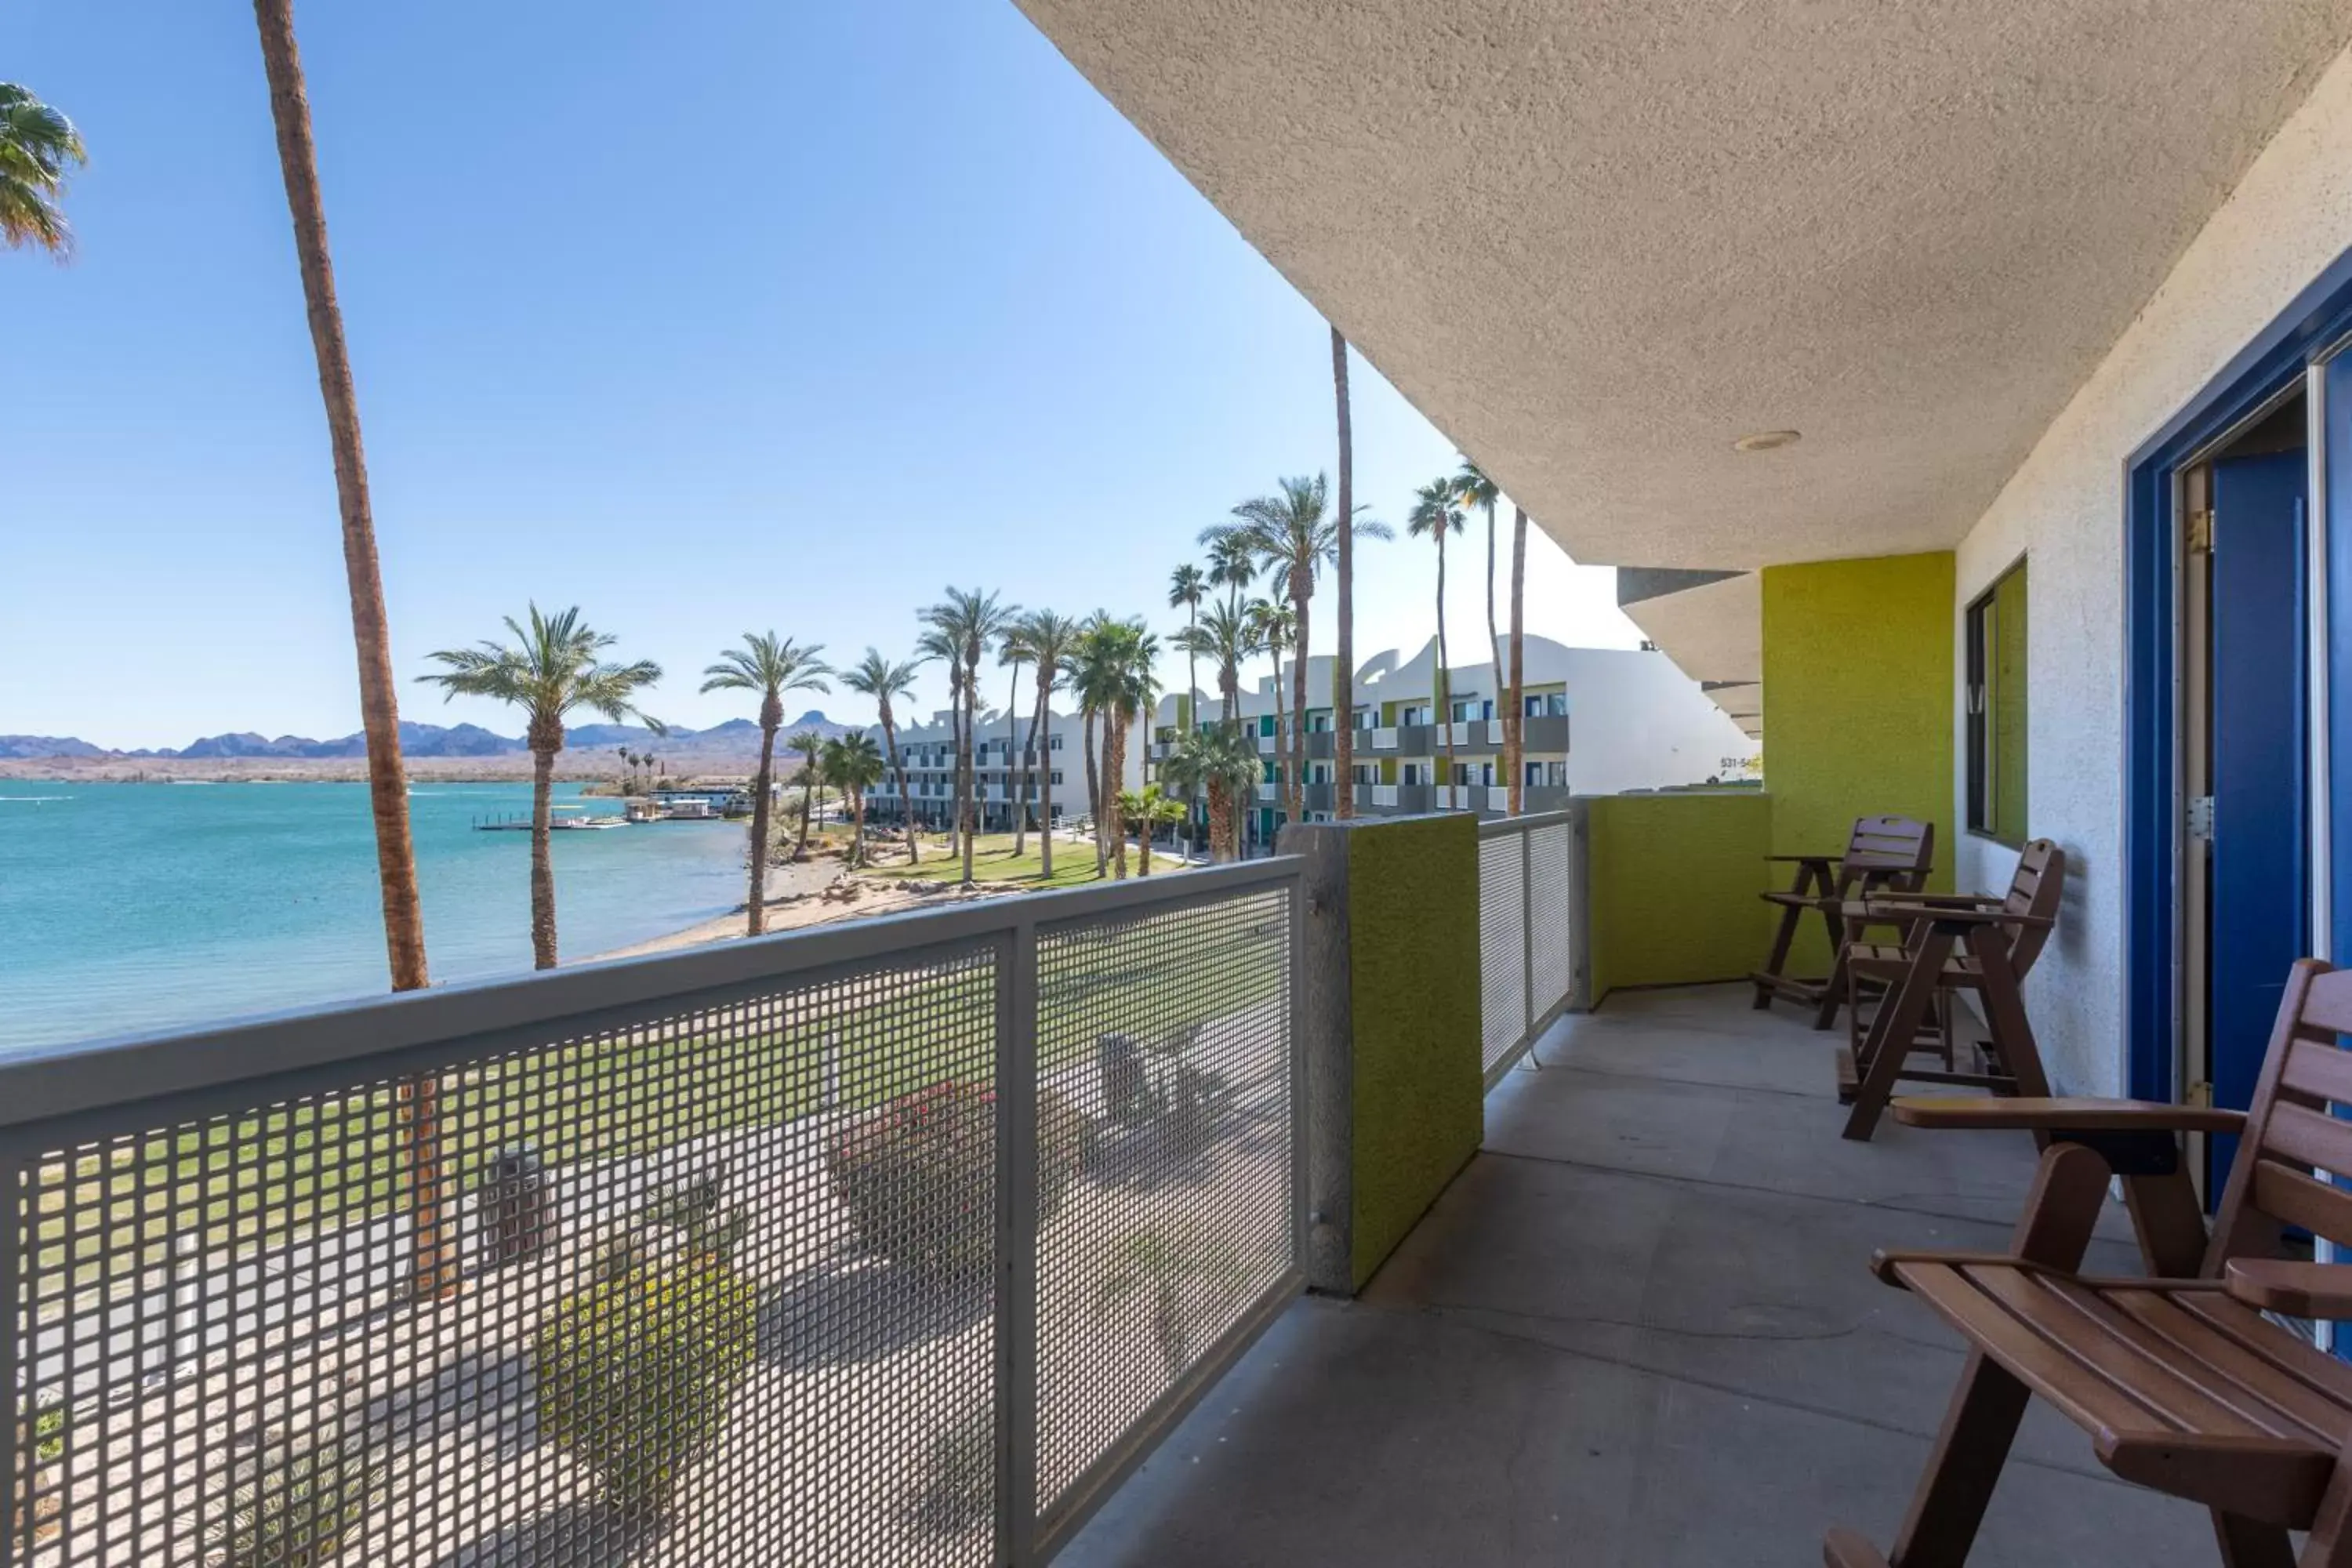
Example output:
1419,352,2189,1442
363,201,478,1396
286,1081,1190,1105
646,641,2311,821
2126,250,2352,1103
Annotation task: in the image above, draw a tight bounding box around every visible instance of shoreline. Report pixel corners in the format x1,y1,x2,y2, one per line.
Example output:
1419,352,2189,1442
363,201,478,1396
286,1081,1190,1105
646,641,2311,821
586,848,1014,961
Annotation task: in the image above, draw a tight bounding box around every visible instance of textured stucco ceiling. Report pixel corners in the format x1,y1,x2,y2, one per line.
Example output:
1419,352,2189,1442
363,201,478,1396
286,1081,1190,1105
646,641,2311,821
1014,0,2352,571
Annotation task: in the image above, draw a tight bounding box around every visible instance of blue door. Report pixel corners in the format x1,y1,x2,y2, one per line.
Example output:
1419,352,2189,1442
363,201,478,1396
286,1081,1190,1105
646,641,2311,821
2208,449,2310,1192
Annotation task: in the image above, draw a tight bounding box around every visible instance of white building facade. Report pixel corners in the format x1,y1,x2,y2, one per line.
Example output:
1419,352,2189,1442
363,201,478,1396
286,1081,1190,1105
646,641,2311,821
1150,635,1757,848
862,706,1145,833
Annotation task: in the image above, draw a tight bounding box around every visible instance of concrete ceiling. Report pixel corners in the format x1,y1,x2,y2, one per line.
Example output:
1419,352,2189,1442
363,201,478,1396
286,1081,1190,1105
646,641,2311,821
1618,571,1763,739
1014,0,2352,572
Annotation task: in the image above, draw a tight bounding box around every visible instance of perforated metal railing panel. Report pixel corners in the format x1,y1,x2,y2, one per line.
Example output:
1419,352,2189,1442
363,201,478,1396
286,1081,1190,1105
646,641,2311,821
3,864,1304,1568
1477,812,1578,1085
1031,884,1295,1539
16,942,1005,1567
1528,819,1574,1020
1478,834,1529,1074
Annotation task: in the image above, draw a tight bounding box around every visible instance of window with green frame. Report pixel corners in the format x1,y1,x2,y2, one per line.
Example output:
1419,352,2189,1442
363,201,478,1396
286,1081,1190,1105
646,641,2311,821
1965,563,2028,845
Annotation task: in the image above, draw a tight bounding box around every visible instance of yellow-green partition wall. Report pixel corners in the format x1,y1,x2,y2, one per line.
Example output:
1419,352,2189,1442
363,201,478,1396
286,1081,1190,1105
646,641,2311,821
1761,551,1955,972
1585,793,1776,1002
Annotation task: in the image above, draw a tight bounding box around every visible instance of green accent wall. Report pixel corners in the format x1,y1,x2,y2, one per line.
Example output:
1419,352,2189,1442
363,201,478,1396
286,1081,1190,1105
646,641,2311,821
1379,757,1398,785
1989,564,2029,845
1380,699,1399,726
1586,793,1777,1001
1762,551,1955,973
1346,812,1483,1288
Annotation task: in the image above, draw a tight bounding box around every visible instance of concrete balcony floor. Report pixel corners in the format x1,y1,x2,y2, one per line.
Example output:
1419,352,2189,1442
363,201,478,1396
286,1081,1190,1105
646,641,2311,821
1065,983,2201,1567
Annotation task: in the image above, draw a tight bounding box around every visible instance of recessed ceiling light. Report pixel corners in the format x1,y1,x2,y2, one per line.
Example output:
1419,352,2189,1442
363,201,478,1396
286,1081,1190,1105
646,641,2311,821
1733,430,1802,453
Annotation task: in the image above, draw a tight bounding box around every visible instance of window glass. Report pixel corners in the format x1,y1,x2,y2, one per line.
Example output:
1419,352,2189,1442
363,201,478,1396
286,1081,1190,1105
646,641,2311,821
1965,562,2029,845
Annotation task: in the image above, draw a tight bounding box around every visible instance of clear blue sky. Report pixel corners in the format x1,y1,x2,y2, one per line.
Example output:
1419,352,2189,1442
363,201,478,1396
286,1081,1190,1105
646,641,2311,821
4,2,1639,749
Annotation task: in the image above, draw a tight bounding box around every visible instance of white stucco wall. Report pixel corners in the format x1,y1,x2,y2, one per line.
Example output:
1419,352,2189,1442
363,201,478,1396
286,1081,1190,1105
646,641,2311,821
1951,41,2352,1095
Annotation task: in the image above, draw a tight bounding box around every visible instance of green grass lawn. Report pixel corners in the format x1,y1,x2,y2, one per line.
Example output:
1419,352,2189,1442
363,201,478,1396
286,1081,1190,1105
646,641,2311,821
865,833,1198,890
34,880,1286,1292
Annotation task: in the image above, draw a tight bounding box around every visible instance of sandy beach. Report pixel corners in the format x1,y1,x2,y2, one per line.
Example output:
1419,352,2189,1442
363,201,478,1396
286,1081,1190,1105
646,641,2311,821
588,841,1020,961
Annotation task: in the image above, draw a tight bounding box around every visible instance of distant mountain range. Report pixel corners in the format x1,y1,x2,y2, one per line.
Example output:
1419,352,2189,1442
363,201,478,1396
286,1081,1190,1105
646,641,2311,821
0,713,854,762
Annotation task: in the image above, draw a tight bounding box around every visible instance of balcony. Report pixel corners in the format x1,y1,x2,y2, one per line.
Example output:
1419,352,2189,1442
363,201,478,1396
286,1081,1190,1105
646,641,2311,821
1060,983,2174,1566
0,795,2183,1566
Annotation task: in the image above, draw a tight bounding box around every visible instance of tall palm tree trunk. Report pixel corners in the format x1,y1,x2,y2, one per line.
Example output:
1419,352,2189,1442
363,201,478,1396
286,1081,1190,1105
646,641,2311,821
1485,499,1502,776
796,757,816,858
1289,572,1309,824
1009,668,1027,856
1083,709,1105,876
1333,326,1356,821
961,662,980,884
255,0,448,1301
1508,505,1528,815
1038,691,1055,879
528,746,558,969
748,724,776,934
884,713,916,863
1107,718,1129,879
1436,529,1458,797
1265,649,1287,849
1020,695,1045,869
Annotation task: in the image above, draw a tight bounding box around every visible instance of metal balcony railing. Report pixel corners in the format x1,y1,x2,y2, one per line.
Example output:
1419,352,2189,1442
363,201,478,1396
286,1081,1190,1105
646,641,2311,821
1476,810,1583,1086
1,862,1305,1566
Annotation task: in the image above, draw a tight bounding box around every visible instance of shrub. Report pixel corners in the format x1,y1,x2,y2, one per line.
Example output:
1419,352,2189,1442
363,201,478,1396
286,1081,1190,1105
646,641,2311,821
208,1431,387,1568
535,1254,759,1519
828,1083,1086,1274
911,1403,995,1534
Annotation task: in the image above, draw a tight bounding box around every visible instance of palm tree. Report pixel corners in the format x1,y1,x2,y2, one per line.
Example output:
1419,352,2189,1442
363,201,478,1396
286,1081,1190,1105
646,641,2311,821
1019,612,1080,880
1458,458,1505,808
841,649,925,863
1205,530,1257,618
419,604,660,970
820,731,886,866
1158,726,1261,863
701,633,829,935
1095,622,1161,879
1216,475,1392,826
1,83,85,256
1243,598,1294,845
1167,564,1207,733
787,727,826,857
1093,1228,1250,1381
1176,599,1253,728
1406,477,1468,795
1508,503,1530,815
923,589,1019,885
1066,616,1117,877
998,626,1036,855
1117,786,1187,875
253,6,443,1299
1331,328,1357,819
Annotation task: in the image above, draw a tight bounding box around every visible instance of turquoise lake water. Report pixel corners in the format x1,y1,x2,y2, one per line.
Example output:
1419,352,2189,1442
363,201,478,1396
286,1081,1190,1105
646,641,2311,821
0,781,756,1052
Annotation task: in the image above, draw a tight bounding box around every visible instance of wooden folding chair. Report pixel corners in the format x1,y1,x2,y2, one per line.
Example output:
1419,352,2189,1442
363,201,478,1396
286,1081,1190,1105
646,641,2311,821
1835,840,2067,1140
1826,958,2352,1568
1751,815,1935,1030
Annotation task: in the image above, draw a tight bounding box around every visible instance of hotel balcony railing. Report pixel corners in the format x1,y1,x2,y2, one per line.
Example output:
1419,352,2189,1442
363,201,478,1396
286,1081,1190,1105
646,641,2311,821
2,863,1306,1567
1475,809,1581,1085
